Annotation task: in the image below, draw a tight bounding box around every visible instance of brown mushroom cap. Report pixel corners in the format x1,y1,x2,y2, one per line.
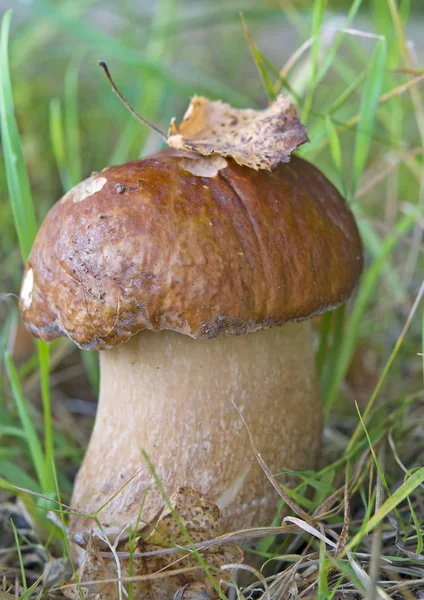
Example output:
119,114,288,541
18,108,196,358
20,149,363,349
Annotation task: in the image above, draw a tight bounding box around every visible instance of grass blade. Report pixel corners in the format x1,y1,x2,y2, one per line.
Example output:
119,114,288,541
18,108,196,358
320,305,345,398
316,0,364,84
64,52,83,184
1,11,55,499
357,219,406,303
343,467,424,554
346,277,424,450
81,350,99,396
0,10,38,262
349,37,387,200
325,115,345,194
0,460,41,491
4,353,46,492
422,311,424,380
301,0,325,123
50,97,73,191
38,340,54,494
10,519,27,592
242,15,276,100
324,210,417,418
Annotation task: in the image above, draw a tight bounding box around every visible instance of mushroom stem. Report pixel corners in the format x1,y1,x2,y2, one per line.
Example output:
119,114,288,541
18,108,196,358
69,321,321,537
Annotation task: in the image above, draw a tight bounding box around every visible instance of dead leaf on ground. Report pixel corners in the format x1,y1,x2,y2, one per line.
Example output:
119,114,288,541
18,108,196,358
167,94,308,170
62,487,243,600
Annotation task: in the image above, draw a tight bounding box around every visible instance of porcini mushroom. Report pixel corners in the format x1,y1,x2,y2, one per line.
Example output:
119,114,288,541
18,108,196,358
19,83,363,596
20,148,362,536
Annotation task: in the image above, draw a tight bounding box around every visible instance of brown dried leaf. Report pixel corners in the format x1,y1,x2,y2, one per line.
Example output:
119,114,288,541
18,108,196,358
62,488,243,600
167,94,307,170
150,487,222,545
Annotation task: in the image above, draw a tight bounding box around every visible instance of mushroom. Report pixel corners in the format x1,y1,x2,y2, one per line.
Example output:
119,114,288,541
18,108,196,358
20,149,363,546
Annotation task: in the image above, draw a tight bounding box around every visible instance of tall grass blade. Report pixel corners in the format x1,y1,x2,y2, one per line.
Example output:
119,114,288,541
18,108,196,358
0,460,41,491
408,497,423,555
421,312,424,380
324,211,417,417
10,519,27,592
81,351,99,396
0,11,37,262
316,0,364,83
301,0,325,123
0,11,55,498
50,97,73,191
4,353,46,492
358,219,405,303
0,307,17,412
242,15,276,100
38,340,54,494
320,305,345,398
346,276,424,449
64,53,83,184
349,37,387,200
325,115,345,194
343,467,424,554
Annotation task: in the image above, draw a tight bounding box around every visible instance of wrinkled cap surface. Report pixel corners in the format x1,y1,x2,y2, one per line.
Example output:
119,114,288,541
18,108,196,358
20,150,363,349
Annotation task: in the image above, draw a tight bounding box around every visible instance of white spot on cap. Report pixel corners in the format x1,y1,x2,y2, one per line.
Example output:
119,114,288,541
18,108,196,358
21,268,34,309
60,176,107,204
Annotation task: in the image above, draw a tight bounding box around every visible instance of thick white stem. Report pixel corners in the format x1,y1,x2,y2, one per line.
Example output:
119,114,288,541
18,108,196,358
70,322,321,536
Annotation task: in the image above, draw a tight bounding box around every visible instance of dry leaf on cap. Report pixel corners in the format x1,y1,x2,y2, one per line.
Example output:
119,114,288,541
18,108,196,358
167,94,308,170
62,488,243,600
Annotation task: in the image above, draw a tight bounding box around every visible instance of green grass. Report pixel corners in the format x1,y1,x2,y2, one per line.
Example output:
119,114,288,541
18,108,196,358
0,0,423,598
0,11,37,263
